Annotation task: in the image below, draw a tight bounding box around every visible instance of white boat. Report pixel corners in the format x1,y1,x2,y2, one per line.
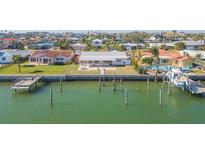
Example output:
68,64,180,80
166,69,205,95
166,69,187,88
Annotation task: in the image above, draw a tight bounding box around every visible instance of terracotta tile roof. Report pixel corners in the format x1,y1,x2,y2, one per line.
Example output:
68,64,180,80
141,49,182,60
30,50,73,58
0,38,16,41
177,56,192,61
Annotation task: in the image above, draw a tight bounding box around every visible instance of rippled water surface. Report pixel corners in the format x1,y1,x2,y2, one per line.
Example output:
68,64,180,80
0,81,205,124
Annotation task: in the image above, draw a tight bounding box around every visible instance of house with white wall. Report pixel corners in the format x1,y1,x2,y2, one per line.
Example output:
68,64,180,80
180,50,205,60
92,39,103,47
0,52,13,64
182,40,205,50
0,38,17,49
79,51,131,67
71,43,85,51
122,43,144,51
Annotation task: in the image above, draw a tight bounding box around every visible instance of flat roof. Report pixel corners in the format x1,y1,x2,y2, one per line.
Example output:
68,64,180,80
80,51,129,61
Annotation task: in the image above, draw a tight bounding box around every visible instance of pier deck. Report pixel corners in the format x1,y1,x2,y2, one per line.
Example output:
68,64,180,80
11,76,41,91
188,79,205,94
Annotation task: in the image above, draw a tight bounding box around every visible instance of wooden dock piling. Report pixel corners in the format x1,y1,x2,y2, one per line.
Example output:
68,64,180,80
155,73,157,83
159,90,162,106
50,88,53,105
124,89,128,105
102,76,105,87
147,77,150,91
167,81,171,95
162,74,165,88
60,79,62,92
112,79,116,92
98,78,102,92
120,77,123,90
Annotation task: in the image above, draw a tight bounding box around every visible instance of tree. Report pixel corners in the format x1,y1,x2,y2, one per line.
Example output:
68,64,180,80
12,55,23,73
151,47,159,72
54,39,72,50
15,41,25,50
199,45,205,50
151,47,159,64
142,57,154,66
175,42,185,50
133,57,139,70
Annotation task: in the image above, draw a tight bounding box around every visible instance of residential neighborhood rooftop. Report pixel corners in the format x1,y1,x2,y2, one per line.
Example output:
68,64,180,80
80,51,129,61
31,50,73,58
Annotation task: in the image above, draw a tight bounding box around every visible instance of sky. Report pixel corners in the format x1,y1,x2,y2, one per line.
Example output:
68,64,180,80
6,30,205,34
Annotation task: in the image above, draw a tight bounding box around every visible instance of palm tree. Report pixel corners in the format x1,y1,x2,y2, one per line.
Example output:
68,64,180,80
54,39,72,50
151,47,159,72
12,55,22,73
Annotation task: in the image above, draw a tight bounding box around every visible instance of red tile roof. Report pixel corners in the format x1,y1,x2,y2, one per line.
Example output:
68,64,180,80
141,50,182,60
31,50,73,58
0,38,16,41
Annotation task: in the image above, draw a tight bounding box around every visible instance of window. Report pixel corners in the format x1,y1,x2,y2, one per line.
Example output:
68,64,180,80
103,61,112,64
116,59,121,62
31,58,36,62
160,59,169,64
2,57,6,61
56,58,63,61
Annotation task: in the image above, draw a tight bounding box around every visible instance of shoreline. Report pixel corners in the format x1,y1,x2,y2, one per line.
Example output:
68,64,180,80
0,74,205,82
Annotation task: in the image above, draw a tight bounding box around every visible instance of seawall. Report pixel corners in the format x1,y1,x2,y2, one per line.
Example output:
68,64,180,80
0,74,205,82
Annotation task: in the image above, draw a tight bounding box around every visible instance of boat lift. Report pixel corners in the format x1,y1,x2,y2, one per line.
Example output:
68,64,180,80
166,69,205,95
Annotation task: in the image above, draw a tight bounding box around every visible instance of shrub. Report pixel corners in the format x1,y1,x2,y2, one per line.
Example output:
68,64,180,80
138,67,147,74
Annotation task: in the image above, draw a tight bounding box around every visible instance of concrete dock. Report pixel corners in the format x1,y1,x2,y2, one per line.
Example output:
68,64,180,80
11,75,41,91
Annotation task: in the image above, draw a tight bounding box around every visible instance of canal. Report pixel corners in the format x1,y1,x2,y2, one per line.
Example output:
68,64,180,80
0,81,205,124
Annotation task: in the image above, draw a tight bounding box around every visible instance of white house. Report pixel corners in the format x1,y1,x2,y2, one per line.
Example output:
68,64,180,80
182,40,205,50
0,38,17,49
71,43,85,51
180,50,205,60
122,43,144,51
0,52,13,64
149,34,163,42
79,51,131,67
92,39,103,47
148,42,175,48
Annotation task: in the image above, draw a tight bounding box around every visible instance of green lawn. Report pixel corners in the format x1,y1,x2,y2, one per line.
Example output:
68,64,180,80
0,64,99,75
0,64,137,75
105,66,138,74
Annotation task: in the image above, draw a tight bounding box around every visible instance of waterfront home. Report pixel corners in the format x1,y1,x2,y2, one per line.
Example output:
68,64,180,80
172,56,192,68
2,50,33,58
79,51,131,67
0,50,32,64
0,52,12,64
29,50,74,65
139,49,191,67
92,39,103,47
0,38,17,49
140,50,182,65
180,50,205,60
